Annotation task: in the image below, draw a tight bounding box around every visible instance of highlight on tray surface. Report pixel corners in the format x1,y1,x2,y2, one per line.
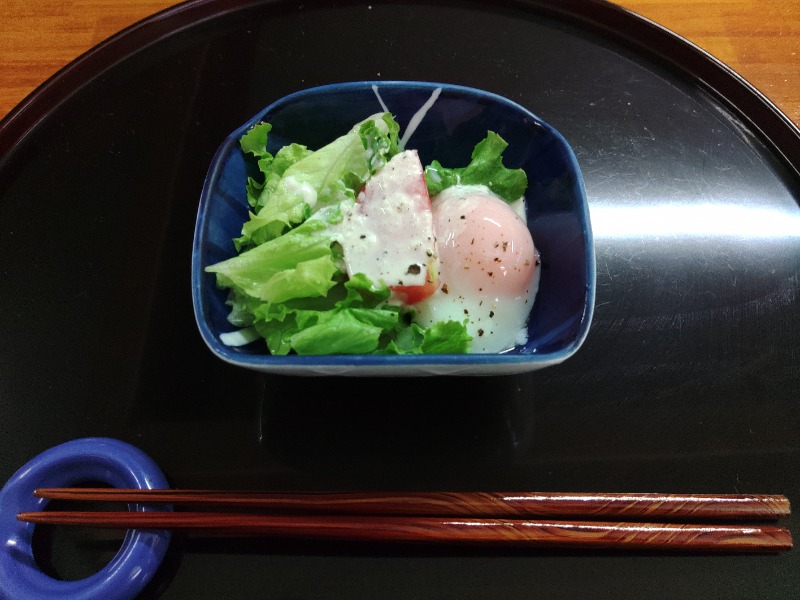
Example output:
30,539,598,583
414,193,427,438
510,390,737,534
204,107,541,356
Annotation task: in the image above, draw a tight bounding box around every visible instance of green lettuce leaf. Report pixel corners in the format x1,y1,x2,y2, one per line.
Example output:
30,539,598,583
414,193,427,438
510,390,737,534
423,131,527,202
236,112,398,249
238,122,314,236
359,113,401,174
244,143,313,214
206,219,338,304
248,274,395,355
233,269,472,356
239,121,272,157
204,114,499,356
378,319,473,354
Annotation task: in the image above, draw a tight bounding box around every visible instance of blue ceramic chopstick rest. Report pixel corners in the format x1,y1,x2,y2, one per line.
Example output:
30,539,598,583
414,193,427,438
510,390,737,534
0,438,171,600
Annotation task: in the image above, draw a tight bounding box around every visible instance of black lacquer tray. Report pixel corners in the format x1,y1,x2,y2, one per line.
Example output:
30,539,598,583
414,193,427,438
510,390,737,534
1,1,798,598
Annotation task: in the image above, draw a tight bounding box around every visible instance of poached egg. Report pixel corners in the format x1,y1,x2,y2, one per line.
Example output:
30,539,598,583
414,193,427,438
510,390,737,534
414,185,540,353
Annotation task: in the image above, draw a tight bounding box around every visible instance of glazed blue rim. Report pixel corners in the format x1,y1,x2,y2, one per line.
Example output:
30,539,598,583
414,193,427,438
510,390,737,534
191,80,596,369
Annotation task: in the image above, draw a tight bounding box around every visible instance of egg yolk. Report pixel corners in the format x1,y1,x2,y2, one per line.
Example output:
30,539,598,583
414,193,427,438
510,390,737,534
434,189,536,297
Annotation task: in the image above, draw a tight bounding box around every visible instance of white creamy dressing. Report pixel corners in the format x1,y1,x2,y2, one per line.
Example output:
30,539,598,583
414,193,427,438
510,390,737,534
281,176,318,208
329,150,436,290
281,112,390,216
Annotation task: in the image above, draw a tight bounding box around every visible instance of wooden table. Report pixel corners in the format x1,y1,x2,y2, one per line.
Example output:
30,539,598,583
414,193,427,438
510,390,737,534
1,0,798,127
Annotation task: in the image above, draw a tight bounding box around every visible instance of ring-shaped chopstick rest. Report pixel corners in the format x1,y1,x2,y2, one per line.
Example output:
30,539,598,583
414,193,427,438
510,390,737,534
0,437,171,600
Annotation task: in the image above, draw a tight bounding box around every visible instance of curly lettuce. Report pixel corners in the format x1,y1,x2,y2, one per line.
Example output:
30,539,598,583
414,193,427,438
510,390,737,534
423,131,527,202
205,113,525,356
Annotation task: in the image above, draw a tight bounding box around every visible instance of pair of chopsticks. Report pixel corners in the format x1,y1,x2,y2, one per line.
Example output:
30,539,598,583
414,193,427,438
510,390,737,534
19,489,792,553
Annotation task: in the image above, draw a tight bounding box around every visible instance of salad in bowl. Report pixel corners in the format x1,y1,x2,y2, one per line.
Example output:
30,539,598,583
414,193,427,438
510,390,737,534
192,81,594,376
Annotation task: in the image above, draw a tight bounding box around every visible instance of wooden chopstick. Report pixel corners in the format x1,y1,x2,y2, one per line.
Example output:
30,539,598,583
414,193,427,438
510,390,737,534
17,510,792,553
31,489,791,521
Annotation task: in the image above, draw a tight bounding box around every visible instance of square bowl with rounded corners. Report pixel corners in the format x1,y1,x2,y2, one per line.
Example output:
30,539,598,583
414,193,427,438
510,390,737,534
192,81,595,376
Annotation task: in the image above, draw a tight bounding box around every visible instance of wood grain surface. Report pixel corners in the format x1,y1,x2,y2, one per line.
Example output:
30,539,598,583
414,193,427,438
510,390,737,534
1,0,798,127
32,487,794,520
18,511,793,553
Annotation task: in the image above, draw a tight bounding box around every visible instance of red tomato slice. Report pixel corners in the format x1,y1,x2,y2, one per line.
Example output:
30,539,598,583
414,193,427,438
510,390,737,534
382,158,438,305
349,150,440,306
391,265,438,305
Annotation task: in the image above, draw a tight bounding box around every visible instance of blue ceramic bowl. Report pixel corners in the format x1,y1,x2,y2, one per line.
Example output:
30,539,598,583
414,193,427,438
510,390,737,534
192,81,595,376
